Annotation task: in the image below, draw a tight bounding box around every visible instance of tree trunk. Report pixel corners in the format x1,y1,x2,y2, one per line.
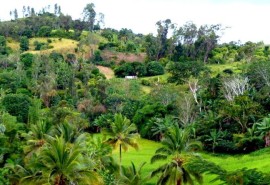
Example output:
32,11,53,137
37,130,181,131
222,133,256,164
119,144,122,165
119,144,122,175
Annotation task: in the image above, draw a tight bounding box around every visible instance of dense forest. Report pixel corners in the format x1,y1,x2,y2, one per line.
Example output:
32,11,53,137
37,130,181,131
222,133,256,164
1,2,270,185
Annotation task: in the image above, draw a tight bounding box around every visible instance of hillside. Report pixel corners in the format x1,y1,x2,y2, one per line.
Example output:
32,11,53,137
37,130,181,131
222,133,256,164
1,3,270,185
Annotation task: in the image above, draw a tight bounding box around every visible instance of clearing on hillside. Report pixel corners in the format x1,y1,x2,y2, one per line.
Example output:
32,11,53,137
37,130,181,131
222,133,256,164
96,65,114,79
101,49,146,63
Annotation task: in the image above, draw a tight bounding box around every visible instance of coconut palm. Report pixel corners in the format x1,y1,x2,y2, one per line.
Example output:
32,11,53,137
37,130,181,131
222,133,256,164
86,135,119,172
37,136,102,185
205,129,224,153
103,113,139,167
151,124,202,185
22,121,54,158
118,161,148,185
150,116,175,141
256,116,270,146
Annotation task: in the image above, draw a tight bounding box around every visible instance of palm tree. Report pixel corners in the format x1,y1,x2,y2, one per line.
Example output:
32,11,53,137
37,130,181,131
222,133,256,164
256,116,270,147
150,116,175,141
86,135,119,172
22,121,54,158
103,113,139,167
151,124,202,185
38,136,102,185
118,161,148,185
205,129,224,153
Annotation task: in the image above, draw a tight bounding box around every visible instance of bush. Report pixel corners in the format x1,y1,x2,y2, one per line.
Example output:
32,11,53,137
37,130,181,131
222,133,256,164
49,51,64,62
91,50,103,64
19,36,29,52
34,41,49,51
20,53,34,68
146,61,164,76
141,79,151,86
2,94,31,123
38,26,52,37
114,62,146,77
51,29,74,39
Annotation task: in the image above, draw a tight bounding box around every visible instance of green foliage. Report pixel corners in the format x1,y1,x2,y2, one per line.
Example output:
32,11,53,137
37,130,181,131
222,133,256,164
19,36,29,52
133,103,167,137
146,61,164,76
103,113,139,165
0,35,9,55
37,26,52,37
114,62,146,77
0,71,25,92
20,53,34,69
167,61,208,84
2,94,31,123
91,50,103,64
49,51,64,62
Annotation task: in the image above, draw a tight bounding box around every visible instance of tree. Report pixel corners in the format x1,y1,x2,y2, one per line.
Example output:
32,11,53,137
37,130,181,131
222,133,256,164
103,113,139,168
176,21,198,59
205,129,224,153
37,136,102,185
247,61,270,90
20,36,29,52
255,116,270,147
22,121,53,159
167,60,207,84
20,53,34,69
119,162,148,185
0,36,8,55
221,75,249,101
13,9,18,20
156,19,175,59
146,61,164,76
151,124,203,185
150,116,175,141
144,34,159,61
2,94,31,123
195,24,222,63
37,26,52,37
58,14,72,31
83,3,96,31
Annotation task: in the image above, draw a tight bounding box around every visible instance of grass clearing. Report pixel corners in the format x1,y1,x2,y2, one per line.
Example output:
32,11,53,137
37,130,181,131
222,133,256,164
110,138,270,185
96,65,114,79
28,37,78,54
208,62,244,76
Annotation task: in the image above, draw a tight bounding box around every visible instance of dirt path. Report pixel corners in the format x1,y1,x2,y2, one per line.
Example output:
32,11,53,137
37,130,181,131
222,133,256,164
96,65,114,79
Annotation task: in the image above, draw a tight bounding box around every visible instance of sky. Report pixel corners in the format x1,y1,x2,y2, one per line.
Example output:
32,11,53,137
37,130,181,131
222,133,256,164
0,0,270,44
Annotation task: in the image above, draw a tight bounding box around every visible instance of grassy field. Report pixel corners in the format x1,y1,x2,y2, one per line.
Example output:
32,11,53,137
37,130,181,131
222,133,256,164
28,37,78,54
111,138,270,185
208,62,245,76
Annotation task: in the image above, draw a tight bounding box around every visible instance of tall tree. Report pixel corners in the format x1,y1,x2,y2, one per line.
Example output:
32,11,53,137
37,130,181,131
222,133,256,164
83,3,96,32
37,136,102,185
156,19,175,59
103,113,139,168
151,124,203,185
195,24,222,63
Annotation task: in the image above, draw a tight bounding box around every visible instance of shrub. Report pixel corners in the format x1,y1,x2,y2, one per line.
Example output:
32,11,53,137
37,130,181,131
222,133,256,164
20,53,34,68
37,26,52,37
146,61,164,76
49,51,64,62
19,36,29,52
2,94,31,123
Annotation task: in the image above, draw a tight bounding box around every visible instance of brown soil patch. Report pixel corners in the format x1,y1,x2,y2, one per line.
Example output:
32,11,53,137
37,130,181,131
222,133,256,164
96,65,114,79
101,50,146,63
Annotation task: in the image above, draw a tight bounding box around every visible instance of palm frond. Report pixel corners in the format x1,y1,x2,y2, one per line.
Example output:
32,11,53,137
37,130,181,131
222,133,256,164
151,154,168,164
